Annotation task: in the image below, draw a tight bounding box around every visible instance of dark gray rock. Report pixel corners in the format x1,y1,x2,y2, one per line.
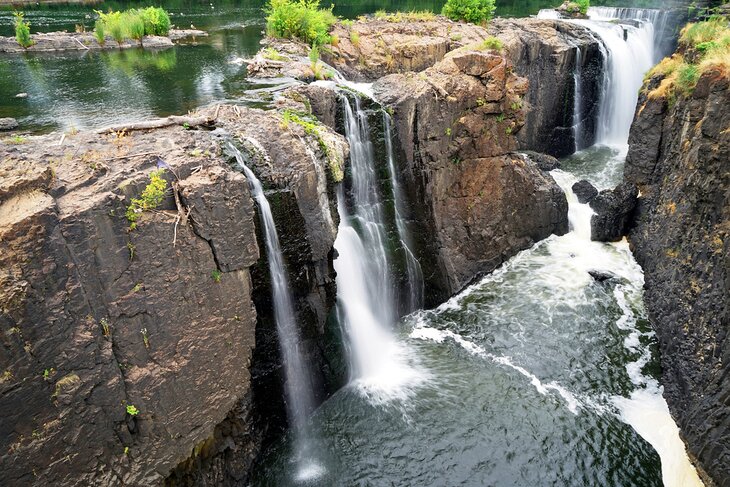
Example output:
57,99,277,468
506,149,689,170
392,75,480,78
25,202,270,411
520,151,561,171
588,269,616,282
589,182,638,242
0,117,18,131
625,66,730,486
572,179,598,204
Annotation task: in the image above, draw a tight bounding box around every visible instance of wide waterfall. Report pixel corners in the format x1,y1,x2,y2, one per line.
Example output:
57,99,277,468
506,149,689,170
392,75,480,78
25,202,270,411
229,144,322,480
333,94,426,402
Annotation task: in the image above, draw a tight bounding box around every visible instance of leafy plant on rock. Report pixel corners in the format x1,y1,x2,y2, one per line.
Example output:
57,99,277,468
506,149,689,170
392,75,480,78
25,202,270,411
14,12,33,48
442,0,496,25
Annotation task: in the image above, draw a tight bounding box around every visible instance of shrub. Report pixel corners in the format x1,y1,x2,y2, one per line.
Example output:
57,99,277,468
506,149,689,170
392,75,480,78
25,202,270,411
575,0,590,15
676,63,700,94
265,0,335,47
14,12,32,48
481,36,503,51
124,11,146,45
442,0,496,25
126,169,168,230
140,7,171,36
680,16,728,48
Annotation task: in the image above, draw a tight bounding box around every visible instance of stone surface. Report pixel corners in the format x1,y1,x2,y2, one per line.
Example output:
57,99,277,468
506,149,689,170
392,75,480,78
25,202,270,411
0,29,202,53
489,18,604,157
625,67,730,486
589,182,638,242
0,117,18,131
520,150,562,171
0,103,347,487
374,47,568,298
572,179,599,204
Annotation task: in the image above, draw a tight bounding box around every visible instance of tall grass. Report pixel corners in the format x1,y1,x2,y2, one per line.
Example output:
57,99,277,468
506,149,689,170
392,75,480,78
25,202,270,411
94,7,171,47
265,0,335,47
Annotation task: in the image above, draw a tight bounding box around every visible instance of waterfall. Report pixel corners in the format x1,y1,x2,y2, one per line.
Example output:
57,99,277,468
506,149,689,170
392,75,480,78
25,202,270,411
228,144,322,480
578,12,656,146
383,113,424,312
572,43,584,152
334,96,426,402
589,7,671,62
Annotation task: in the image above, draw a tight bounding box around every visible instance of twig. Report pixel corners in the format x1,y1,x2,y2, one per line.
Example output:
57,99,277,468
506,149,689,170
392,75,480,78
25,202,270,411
96,115,215,134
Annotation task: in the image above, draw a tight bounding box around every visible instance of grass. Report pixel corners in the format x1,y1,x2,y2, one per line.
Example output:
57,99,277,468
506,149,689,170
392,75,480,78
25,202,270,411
646,17,730,102
262,47,288,61
265,0,335,47
373,10,435,22
280,109,344,182
14,11,32,48
211,269,222,282
94,7,171,46
442,0,496,25
350,30,360,47
126,169,168,230
480,36,503,52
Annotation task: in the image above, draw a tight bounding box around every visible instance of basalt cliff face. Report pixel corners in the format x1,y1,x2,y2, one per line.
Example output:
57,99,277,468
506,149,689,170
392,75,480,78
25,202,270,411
625,67,729,485
0,105,346,486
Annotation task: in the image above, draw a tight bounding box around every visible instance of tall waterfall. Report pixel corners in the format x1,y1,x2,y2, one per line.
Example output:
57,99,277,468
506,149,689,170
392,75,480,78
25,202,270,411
589,7,671,62
334,95,425,402
229,144,322,479
383,113,424,312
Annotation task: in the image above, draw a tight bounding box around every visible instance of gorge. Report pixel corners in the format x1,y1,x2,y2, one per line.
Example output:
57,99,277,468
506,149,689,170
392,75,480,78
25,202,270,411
1,1,728,487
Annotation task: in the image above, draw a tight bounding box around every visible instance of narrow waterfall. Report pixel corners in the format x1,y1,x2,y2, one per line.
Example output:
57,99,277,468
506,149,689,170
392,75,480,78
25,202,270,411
228,144,322,479
333,95,425,401
572,43,584,152
383,113,424,312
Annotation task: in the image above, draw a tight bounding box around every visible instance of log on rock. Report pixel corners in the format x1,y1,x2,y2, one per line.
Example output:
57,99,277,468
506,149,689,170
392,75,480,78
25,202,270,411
97,115,215,134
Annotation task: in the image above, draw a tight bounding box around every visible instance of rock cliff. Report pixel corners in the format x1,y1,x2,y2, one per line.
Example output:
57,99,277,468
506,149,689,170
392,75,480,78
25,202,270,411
0,104,345,486
625,64,729,485
373,47,568,297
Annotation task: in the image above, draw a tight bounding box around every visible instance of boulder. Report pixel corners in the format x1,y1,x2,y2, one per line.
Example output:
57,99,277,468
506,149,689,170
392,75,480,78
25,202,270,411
589,182,638,242
572,179,598,204
520,150,562,171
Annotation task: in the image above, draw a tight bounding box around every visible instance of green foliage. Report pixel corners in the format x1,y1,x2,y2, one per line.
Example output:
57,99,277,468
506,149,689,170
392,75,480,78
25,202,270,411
480,36,503,51
124,11,145,44
211,269,222,282
676,63,700,94
14,12,32,48
349,30,360,46
126,169,168,230
280,109,343,182
140,7,171,36
309,44,320,64
265,0,335,47
442,0,496,25
262,47,288,60
126,404,140,416
680,16,728,48
94,19,106,45
575,0,590,15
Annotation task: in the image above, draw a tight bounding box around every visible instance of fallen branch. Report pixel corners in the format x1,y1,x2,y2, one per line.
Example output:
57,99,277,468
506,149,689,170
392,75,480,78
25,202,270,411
171,181,192,248
96,115,215,134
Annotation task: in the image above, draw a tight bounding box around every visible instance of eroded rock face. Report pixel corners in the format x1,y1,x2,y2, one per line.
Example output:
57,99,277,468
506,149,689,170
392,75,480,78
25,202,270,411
374,48,568,297
625,69,730,486
0,103,346,487
489,18,604,157
570,179,638,241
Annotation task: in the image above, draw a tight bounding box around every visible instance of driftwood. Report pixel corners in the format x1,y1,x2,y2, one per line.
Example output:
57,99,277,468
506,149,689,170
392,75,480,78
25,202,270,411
96,115,215,134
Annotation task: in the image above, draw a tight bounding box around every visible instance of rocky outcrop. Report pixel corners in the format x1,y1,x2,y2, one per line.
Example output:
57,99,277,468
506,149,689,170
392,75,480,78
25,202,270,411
0,117,18,131
0,103,346,486
625,67,729,485
489,18,604,157
571,179,638,241
374,47,568,297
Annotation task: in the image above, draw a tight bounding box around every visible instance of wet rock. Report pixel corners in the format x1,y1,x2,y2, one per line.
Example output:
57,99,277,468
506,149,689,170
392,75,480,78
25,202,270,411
572,179,598,204
489,18,604,157
589,182,638,242
588,270,616,282
0,117,18,131
374,47,568,297
556,1,590,19
625,64,730,485
0,30,200,53
520,151,561,171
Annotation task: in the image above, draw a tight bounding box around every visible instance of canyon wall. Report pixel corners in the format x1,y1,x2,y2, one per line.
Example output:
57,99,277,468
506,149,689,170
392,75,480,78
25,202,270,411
625,65,729,486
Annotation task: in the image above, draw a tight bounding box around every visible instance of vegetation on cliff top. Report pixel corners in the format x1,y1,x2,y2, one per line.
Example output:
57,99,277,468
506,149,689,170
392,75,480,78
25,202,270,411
646,15,729,103
126,169,168,230
442,0,496,25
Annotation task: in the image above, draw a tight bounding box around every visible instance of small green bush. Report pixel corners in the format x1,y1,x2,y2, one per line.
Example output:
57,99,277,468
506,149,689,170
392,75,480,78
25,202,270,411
94,19,106,45
126,169,168,230
124,11,146,45
14,12,32,48
442,0,496,25
265,0,336,46
140,7,171,36
481,36,503,51
676,63,700,94
575,0,590,15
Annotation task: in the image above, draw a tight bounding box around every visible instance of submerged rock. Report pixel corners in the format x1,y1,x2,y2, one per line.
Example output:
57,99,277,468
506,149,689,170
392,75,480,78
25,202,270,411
625,61,730,485
0,29,204,53
0,117,18,131
588,270,617,282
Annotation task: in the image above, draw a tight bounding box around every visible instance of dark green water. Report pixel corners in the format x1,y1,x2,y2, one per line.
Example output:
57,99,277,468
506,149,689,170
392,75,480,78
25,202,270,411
0,0,672,132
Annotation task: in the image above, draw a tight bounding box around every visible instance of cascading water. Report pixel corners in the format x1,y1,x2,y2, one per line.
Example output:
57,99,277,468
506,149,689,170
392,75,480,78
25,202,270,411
572,41,584,152
589,6,671,62
333,95,425,402
383,113,424,312
228,144,322,480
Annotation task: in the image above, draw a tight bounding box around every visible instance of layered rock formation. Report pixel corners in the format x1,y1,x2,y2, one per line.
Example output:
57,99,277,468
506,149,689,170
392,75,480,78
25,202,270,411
373,47,568,297
0,104,345,486
625,65,729,485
